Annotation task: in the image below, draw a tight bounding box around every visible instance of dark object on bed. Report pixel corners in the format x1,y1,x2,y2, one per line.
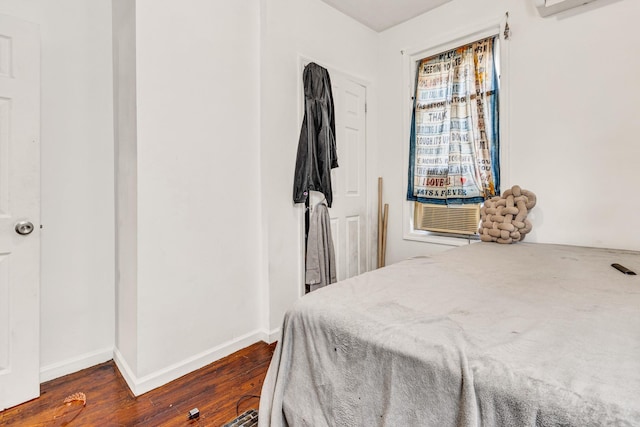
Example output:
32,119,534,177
612,263,636,275
259,243,640,426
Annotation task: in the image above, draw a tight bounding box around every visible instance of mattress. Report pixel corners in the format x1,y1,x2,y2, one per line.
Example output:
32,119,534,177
259,243,640,426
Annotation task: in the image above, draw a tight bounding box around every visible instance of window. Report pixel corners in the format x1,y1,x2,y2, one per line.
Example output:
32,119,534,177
404,30,502,244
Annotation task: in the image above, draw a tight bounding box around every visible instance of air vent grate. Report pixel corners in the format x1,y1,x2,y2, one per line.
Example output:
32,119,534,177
414,203,480,235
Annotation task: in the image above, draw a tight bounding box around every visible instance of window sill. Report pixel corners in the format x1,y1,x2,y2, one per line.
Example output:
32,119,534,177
403,229,476,247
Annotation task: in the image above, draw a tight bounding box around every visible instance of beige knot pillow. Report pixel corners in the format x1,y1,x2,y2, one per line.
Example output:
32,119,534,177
479,185,537,244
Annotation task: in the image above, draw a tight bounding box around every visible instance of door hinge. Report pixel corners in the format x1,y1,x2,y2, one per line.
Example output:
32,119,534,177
365,103,368,113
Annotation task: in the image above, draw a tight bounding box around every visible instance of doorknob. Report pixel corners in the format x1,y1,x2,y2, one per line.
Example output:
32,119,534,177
15,221,34,236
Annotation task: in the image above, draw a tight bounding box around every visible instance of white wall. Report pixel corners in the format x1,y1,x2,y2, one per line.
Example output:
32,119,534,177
379,0,640,264
0,0,115,380
131,0,263,382
112,0,138,376
260,0,379,333
110,0,379,394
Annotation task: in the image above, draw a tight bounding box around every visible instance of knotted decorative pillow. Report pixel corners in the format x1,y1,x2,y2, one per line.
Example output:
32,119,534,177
479,185,537,244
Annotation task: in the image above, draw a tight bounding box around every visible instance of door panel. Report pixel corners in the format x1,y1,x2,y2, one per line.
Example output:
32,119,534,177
344,127,360,195
0,14,40,411
345,215,360,279
309,70,367,283
329,217,340,279
331,76,367,281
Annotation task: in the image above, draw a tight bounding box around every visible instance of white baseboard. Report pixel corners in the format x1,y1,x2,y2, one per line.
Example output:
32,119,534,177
112,346,137,394
262,327,281,344
114,329,270,396
40,347,114,383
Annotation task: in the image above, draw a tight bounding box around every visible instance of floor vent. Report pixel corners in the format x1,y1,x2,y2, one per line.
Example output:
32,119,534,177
223,409,258,427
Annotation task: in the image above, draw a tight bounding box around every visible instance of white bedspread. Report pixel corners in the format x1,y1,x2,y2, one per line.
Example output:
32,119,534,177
259,243,640,426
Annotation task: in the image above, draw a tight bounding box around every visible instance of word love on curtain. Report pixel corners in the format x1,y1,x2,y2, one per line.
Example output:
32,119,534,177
407,36,500,205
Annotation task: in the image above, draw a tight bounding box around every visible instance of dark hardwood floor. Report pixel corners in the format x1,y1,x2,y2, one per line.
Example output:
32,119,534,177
0,341,277,426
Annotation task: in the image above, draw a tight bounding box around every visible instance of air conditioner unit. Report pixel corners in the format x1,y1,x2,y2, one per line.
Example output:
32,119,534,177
535,0,599,17
414,203,480,236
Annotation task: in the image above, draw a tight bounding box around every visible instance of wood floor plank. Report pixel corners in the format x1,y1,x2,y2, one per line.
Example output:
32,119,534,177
0,341,276,426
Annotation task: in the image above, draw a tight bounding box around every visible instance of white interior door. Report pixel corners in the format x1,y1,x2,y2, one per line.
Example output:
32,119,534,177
0,14,41,411
309,70,368,282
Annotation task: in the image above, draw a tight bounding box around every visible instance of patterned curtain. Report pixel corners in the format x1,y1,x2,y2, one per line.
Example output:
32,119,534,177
407,36,500,205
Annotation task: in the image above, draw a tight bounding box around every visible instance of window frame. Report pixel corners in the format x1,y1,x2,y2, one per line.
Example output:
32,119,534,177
401,20,509,246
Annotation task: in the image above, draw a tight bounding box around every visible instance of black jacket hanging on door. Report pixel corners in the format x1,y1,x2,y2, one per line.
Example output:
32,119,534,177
293,62,338,208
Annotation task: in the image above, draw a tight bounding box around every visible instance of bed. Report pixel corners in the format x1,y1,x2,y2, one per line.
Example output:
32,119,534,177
258,243,640,426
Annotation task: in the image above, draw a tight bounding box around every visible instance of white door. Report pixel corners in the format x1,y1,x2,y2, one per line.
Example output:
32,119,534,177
0,14,41,411
309,71,368,282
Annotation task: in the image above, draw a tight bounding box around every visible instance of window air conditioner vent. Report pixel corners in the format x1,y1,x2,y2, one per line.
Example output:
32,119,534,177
414,203,480,235
535,0,599,17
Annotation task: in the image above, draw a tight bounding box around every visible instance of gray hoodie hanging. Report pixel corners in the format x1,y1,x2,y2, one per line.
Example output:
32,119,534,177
305,202,336,291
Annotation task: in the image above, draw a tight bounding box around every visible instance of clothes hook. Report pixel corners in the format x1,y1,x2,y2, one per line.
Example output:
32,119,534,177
504,12,511,40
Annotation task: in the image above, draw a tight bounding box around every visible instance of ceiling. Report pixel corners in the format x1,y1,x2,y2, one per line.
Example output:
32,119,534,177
319,0,453,32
